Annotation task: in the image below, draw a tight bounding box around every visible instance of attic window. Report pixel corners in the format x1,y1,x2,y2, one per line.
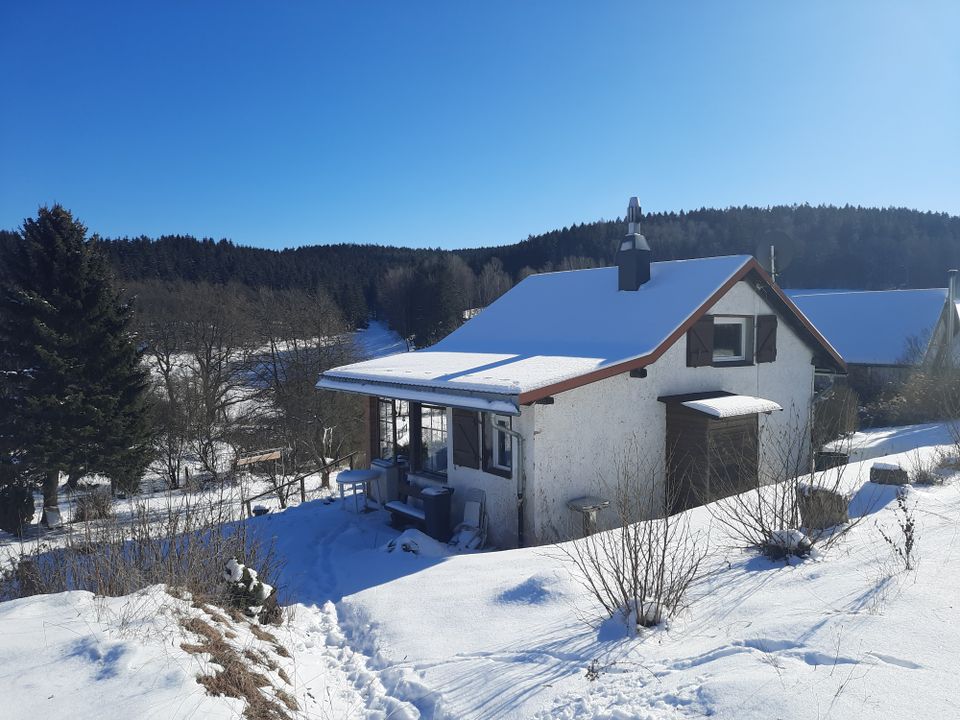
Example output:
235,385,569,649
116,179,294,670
713,317,748,362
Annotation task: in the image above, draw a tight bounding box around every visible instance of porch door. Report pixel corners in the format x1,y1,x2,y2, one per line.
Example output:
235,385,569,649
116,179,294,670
666,405,711,514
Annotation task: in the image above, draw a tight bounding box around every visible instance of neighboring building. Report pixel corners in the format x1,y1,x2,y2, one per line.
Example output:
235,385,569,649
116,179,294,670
789,273,960,381
318,199,845,548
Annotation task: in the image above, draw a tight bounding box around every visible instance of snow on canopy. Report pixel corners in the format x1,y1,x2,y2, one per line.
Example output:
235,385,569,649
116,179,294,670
788,288,947,366
682,394,782,418
320,255,753,398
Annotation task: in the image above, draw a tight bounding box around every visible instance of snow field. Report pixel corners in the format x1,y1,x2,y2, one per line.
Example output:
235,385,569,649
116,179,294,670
1,421,958,719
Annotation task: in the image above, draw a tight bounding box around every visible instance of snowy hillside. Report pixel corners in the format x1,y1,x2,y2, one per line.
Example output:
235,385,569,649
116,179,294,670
1,423,958,719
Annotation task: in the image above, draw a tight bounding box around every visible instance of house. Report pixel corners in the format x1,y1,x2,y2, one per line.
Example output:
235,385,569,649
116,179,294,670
788,289,945,372
317,199,846,548
788,272,960,383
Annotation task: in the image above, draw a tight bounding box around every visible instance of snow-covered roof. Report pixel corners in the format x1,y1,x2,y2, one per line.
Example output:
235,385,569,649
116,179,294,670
681,395,782,418
319,255,842,405
787,288,947,366
320,256,751,400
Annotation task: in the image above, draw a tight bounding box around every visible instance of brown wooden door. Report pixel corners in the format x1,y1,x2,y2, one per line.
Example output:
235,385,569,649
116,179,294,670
666,405,759,514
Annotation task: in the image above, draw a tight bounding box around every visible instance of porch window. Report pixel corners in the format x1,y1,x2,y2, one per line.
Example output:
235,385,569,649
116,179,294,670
490,414,512,471
419,404,448,475
376,398,410,461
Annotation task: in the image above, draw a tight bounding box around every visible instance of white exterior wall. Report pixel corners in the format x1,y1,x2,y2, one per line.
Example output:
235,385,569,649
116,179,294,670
527,281,816,545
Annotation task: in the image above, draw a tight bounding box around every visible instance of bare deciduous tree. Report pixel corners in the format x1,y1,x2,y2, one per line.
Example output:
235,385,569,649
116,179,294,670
707,409,861,558
477,257,512,307
180,283,256,482
247,287,362,493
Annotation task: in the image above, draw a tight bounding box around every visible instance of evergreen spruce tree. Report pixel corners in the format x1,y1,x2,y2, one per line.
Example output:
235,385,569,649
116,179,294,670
0,206,152,514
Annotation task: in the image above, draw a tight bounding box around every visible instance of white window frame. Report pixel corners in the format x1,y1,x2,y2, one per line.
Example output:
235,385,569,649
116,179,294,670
712,317,748,363
490,414,513,472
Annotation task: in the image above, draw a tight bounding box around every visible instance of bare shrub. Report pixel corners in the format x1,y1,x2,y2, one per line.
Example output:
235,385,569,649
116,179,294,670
708,411,862,559
877,489,917,572
812,383,859,449
0,489,280,610
865,367,960,429
73,487,115,521
556,444,706,633
907,449,943,486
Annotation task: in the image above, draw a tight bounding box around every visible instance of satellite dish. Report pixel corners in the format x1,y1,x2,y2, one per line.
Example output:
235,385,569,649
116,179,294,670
755,230,799,283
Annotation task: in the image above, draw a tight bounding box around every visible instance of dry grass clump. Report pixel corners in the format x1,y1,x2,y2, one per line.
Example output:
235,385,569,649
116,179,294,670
0,490,280,611
250,624,290,657
73,488,115,521
179,615,298,720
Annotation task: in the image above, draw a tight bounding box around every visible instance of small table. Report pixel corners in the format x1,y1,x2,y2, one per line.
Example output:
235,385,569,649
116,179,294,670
336,469,381,513
567,496,610,537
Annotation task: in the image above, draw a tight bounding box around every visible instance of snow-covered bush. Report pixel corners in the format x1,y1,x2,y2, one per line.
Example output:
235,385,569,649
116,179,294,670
0,484,35,536
557,444,705,634
763,529,814,559
223,558,280,624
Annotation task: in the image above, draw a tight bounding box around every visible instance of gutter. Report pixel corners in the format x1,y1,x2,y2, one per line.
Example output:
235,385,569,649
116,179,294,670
947,270,958,367
317,374,520,416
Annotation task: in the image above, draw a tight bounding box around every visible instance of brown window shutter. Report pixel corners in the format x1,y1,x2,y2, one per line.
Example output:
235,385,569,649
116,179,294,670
686,316,715,367
452,408,481,469
756,315,778,363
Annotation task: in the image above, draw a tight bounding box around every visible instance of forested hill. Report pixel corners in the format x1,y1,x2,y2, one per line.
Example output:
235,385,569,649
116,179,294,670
98,204,960,289
4,204,959,346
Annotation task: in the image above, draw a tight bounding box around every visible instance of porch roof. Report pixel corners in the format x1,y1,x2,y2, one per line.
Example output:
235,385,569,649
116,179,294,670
317,374,521,415
681,394,782,419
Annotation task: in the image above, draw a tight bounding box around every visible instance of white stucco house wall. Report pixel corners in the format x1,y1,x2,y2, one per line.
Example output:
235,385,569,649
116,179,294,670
318,201,845,548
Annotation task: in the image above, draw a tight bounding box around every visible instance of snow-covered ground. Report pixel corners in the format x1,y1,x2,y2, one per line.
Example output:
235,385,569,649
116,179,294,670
0,586,308,719
2,422,959,719
353,320,409,359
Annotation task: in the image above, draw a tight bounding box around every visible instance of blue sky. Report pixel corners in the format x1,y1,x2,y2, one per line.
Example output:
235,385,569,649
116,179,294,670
1,1,958,250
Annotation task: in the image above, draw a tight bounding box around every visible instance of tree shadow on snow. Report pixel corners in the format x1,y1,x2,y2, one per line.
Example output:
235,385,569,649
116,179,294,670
253,499,451,606
422,617,606,720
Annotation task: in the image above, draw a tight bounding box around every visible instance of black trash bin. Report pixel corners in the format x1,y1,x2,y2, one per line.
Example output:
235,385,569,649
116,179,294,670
421,486,455,542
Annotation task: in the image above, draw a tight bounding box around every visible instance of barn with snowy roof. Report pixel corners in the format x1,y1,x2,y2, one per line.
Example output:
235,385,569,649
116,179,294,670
318,199,846,548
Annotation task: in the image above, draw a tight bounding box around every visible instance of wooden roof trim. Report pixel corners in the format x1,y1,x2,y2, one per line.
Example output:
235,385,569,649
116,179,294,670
518,257,846,405
747,261,847,372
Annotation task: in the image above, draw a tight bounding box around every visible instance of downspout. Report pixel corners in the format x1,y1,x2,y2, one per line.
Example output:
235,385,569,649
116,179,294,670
947,270,958,368
498,424,527,548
